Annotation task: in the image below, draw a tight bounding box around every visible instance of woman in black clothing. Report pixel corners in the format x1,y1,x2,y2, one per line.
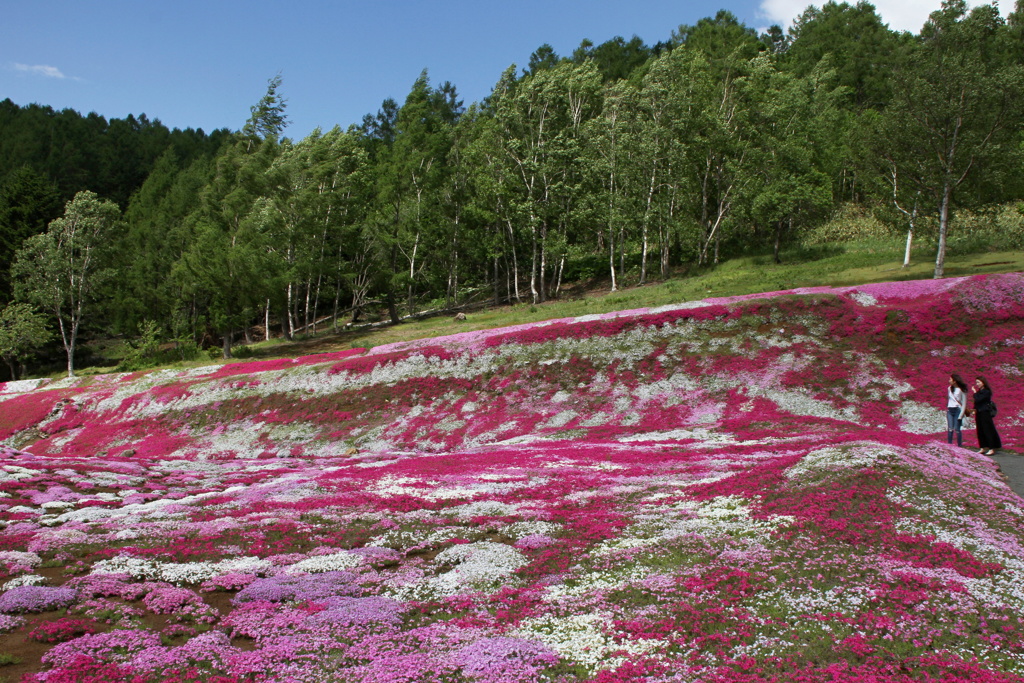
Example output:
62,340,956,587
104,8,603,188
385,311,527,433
970,376,1001,455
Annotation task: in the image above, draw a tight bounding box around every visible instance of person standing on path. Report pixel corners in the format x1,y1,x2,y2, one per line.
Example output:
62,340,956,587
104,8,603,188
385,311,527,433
946,374,968,447
970,376,1002,455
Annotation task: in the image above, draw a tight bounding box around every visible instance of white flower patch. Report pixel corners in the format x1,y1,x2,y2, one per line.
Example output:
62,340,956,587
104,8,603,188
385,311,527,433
785,443,896,480
425,541,527,595
180,419,278,460
0,378,48,395
113,528,148,540
657,495,793,542
286,552,364,574
367,527,464,552
500,520,561,540
0,552,42,568
590,535,662,555
92,555,274,584
91,556,157,579
258,481,325,504
770,388,859,423
6,506,40,515
216,556,277,575
898,400,944,435
0,466,38,482
516,612,666,672
539,410,577,430
368,475,429,498
630,372,701,407
542,566,654,600
849,291,878,307
54,487,246,525
444,500,521,518
433,416,466,433
642,472,737,502
748,584,873,622
621,428,755,446
2,574,46,589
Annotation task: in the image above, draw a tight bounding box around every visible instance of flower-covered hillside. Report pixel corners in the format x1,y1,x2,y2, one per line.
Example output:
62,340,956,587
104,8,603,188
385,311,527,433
0,272,1023,682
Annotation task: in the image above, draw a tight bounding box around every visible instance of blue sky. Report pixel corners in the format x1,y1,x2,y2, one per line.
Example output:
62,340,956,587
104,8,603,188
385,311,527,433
1,0,984,139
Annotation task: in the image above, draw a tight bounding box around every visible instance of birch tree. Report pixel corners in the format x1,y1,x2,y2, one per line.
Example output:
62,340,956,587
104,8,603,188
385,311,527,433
12,191,119,376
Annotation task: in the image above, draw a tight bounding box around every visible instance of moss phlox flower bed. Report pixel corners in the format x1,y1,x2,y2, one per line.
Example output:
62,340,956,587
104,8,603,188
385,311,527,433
0,273,1023,681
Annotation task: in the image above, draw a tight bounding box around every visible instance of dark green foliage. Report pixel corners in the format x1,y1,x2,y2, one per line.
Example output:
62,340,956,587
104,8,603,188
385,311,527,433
0,167,61,302
113,150,219,335
525,44,560,76
0,98,226,207
784,1,908,108
671,10,764,66
572,36,653,82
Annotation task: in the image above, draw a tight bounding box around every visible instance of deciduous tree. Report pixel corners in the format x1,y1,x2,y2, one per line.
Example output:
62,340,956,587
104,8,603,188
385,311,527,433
12,191,119,376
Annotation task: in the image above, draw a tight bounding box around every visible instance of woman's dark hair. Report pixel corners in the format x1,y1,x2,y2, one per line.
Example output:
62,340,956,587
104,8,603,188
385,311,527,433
950,374,968,392
976,376,993,392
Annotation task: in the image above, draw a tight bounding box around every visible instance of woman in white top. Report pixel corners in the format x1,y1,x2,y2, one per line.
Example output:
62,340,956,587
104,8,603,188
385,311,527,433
946,374,968,447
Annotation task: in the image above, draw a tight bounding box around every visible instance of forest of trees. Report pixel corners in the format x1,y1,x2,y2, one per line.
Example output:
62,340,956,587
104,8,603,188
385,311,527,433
1,0,1023,378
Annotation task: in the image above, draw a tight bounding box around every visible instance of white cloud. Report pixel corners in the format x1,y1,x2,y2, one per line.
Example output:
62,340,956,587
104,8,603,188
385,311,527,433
759,0,1004,34
12,63,67,79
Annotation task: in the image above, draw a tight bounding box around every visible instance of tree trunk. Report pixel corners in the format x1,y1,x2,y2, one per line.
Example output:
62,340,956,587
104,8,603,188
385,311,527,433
934,182,952,278
662,188,676,279
493,255,501,307
618,223,626,284
304,278,312,335
286,283,295,339
281,304,292,341
774,219,784,264
333,284,341,332
508,221,522,304
56,313,75,378
67,318,78,378
386,289,400,325
529,223,539,305
539,222,548,303
222,330,232,359
608,224,617,293
265,300,272,341
640,165,657,285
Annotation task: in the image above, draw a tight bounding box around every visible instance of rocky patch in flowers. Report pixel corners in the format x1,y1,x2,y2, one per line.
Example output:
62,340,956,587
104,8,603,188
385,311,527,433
0,273,1023,680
